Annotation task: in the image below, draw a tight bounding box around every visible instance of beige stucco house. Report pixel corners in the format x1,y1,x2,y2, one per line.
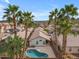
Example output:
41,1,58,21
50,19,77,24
17,27,51,47
29,27,50,47
58,34,79,55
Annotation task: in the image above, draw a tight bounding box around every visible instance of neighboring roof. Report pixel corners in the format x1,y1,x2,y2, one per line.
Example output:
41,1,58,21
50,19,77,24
0,20,8,23
0,33,11,41
29,27,50,41
46,25,54,31
58,34,79,47
17,27,50,41
17,28,33,39
34,21,48,24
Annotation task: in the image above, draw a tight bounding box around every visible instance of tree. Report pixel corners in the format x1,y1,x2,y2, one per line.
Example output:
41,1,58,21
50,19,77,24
48,8,62,59
49,8,59,43
3,4,20,36
21,11,35,50
0,36,24,59
48,4,78,59
63,52,76,59
16,10,23,26
58,4,78,59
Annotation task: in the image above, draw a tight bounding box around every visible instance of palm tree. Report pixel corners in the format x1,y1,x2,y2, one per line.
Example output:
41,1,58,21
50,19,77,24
3,14,13,28
49,8,59,43
16,11,37,59
48,4,78,59
48,8,62,59
58,4,78,59
16,10,23,26
22,11,34,50
64,4,78,17
26,22,37,46
0,36,24,59
3,4,19,36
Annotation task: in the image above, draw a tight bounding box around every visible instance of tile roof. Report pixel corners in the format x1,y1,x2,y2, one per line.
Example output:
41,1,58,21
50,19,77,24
17,27,50,41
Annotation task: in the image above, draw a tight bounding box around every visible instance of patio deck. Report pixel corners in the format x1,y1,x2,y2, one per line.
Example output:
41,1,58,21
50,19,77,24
26,45,56,58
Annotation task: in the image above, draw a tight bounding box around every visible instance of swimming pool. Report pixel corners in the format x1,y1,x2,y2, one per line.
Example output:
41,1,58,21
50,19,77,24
24,49,48,58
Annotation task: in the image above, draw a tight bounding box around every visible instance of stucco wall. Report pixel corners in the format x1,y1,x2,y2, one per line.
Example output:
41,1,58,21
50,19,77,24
66,47,79,54
30,37,47,46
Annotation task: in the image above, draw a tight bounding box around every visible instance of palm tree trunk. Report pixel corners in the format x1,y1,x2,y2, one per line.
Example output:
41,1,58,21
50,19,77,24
54,25,57,43
13,15,17,36
24,26,28,50
62,34,67,59
62,34,67,54
54,17,58,43
27,28,35,46
22,26,28,59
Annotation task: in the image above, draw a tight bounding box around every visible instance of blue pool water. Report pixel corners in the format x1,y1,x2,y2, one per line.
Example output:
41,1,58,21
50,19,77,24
24,49,48,58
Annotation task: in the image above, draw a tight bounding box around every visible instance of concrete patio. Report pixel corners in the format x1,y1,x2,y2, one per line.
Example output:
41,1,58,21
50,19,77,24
27,45,56,58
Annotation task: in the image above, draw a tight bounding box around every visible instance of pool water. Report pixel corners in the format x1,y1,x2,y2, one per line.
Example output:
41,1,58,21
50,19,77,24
24,49,48,58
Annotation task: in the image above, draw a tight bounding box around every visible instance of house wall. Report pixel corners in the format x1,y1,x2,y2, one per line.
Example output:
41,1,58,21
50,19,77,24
30,37,47,46
66,47,79,54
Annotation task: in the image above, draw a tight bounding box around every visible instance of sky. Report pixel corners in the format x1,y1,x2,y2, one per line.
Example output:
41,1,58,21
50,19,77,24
0,0,79,21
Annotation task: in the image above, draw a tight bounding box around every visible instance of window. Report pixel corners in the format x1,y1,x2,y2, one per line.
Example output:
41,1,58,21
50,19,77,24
36,41,38,44
69,48,72,52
